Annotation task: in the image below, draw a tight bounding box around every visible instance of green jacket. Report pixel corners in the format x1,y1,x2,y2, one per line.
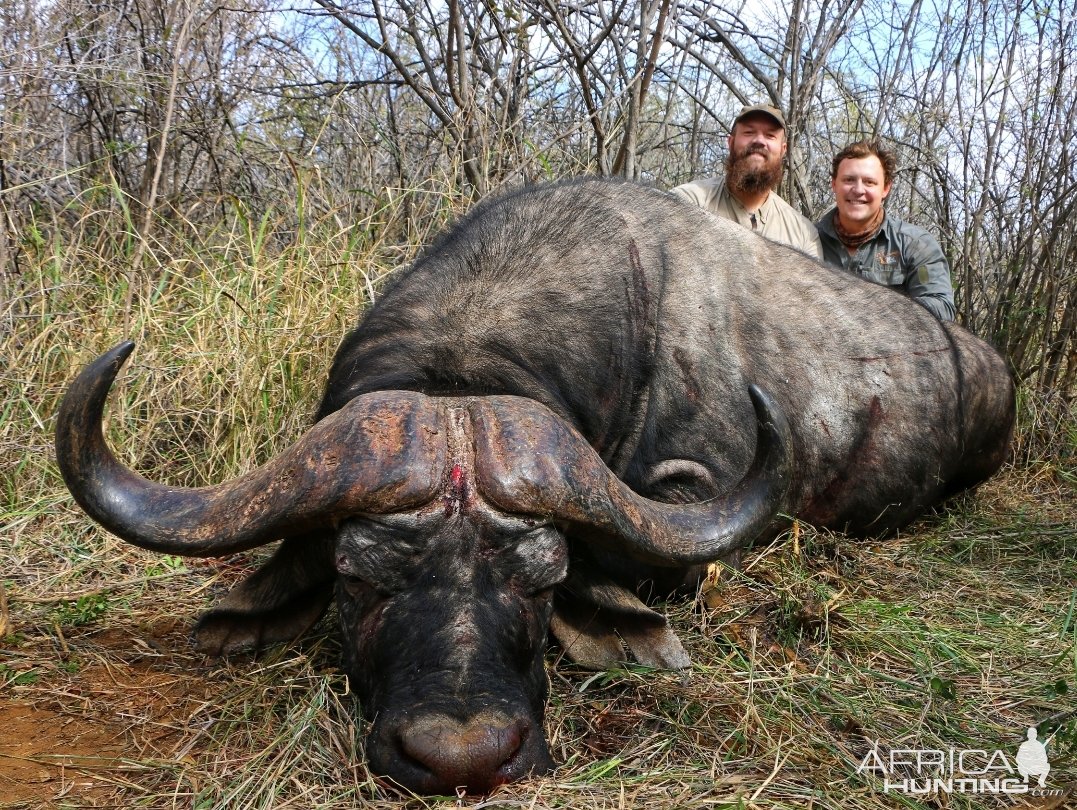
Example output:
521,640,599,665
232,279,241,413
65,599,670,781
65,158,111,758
815,209,956,321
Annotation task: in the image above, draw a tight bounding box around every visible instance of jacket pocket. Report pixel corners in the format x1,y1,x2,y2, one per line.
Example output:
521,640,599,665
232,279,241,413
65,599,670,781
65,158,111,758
868,250,905,286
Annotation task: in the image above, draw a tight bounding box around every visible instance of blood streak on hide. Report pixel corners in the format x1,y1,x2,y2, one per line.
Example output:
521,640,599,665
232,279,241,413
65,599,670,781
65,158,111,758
442,405,473,516
443,463,471,516
802,396,884,524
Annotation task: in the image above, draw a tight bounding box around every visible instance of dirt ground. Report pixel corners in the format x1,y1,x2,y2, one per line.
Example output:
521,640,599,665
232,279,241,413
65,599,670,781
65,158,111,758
0,702,124,806
1,619,213,809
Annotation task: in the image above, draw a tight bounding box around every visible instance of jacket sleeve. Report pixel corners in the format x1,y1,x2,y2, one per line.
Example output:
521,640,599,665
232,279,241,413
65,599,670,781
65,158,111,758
902,229,956,321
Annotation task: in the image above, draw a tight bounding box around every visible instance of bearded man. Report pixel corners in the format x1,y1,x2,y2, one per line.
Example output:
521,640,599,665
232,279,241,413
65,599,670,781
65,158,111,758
672,104,823,259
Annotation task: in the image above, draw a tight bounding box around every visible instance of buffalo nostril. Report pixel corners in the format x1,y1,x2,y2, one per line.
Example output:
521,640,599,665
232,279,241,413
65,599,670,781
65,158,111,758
398,711,528,791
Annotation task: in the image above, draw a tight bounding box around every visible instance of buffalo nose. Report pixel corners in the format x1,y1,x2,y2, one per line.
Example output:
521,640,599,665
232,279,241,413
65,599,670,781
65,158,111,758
398,711,528,792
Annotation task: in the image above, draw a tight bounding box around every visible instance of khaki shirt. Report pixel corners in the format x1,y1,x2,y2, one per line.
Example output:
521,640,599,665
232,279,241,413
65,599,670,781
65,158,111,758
672,178,824,260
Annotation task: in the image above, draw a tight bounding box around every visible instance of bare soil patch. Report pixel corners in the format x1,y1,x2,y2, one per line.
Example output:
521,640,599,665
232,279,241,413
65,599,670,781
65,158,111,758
0,701,124,807
1,617,218,809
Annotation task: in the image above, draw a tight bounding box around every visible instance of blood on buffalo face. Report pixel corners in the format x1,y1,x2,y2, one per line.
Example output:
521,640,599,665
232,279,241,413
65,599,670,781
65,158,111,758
332,505,569,794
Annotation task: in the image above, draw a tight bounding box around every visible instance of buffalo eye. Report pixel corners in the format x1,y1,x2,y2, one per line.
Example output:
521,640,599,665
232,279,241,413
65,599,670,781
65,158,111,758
507,573,558,601
529,585,556,606
335,553,382,598
335,551,358,577
340,573,369,599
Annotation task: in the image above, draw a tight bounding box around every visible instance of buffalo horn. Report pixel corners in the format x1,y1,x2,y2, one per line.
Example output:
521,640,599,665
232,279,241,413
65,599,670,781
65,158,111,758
54,342,445,556
472,386,793,566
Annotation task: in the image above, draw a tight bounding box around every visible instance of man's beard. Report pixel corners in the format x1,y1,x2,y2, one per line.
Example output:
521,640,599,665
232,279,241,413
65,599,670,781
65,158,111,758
726,147,783,196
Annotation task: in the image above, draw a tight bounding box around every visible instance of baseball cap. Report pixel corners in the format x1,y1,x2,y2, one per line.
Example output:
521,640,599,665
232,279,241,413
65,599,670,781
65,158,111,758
733,104,786,129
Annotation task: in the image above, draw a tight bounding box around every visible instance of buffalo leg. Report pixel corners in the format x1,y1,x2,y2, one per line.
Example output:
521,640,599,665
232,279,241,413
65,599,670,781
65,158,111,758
193,532,335,655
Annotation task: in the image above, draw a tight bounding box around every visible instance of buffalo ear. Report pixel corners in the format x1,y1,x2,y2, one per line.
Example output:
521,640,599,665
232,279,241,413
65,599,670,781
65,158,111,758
549,568,690,670
193,533,335,656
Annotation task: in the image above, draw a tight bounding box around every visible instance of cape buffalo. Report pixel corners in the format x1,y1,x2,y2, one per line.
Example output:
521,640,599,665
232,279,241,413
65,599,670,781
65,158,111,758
55,178,1014,794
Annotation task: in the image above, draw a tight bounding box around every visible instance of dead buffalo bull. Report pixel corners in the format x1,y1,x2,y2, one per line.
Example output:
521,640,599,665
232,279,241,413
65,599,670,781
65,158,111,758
55,178,1014,794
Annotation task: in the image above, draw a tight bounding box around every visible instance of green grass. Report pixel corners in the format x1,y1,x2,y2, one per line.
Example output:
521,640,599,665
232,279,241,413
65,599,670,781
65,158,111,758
1,193,1075,808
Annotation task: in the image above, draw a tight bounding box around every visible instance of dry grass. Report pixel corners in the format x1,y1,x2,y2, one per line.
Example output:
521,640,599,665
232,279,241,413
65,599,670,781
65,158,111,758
2,192,1075,809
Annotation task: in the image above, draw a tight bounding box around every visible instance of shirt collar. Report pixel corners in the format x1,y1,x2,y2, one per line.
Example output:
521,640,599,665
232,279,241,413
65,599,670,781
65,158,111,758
725,185,773,226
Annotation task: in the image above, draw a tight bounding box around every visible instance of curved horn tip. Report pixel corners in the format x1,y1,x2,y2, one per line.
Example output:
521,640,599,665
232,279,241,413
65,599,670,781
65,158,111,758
70,340,138,391
102,340,137,373
55,340,137,464
745,383,774,418
63,340,137,404
747,384,790,436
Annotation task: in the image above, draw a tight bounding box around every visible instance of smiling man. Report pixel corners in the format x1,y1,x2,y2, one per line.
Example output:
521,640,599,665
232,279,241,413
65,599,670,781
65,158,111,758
672,104,823,259
817,140,956,321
